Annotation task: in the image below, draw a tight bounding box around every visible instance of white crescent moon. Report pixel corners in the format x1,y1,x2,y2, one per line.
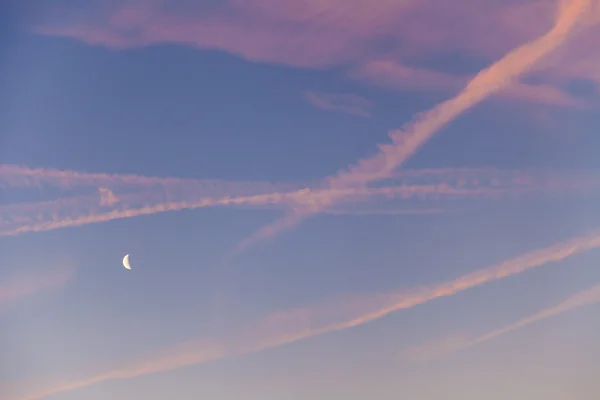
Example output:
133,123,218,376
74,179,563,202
122,254,131,270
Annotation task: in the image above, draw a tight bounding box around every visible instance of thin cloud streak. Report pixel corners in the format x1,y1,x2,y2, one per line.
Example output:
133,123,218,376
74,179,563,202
0,269,74,308
13,229,600,400
0,164,551,191
303,91,374,117
0,164,194,189
0,164,298,195
2,177,595,239
0,183,512,238
404,282,600,362
230,0,593,257
3,164,553,202
351,60,593,109
15,340,226,400
4,166,591,238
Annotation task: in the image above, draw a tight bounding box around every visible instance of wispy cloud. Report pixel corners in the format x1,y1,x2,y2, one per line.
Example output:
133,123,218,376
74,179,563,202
13,338,226,400
303,91,374,117
12,229,600,400
0,182,511,237
0,164,297,194
28,1,563,68
29,0,416,67
404,281,600,363
503,81,595,108
349,60,463,91
0,268,74,309
4,165,594,238
229,0,594,256
30,1,599,94
351,60,594,109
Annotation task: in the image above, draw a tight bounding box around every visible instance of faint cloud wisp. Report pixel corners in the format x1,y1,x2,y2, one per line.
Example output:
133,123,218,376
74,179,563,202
0,268,74,310
303,91,374,117
13,228,600,400
404,281,600,363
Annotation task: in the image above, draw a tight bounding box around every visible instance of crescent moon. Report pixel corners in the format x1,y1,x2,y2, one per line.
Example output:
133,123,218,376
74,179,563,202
122,254,131,270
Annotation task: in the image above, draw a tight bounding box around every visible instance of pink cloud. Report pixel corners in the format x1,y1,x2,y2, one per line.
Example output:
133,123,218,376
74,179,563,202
404,282,600,362
6,164,595,239
303,91,374,117
229,0,594,256
502,81,595,108
0,164,296,194
30,0,599,106
533,24,600,85
0,180,522,238
33,0,378,68
352,60,594,108
29,1,559,68
349,60,463,91
12,228,600,400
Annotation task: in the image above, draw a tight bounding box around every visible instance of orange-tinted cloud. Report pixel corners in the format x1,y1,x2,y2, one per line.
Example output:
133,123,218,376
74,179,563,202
351,60,594,109
303,91,374,117
328,0,591,188
404,281,600,362
12,228,600,400
503,81,595,108
0,268,73,309
537,31,600,98
229,0,594,256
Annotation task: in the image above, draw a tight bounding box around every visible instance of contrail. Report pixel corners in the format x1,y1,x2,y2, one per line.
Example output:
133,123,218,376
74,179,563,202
404,281,600,362
229,0,594,256
4,164,583,192
0,184,502,237
0,164,194,188
0,164,301,195
5,165,591,237
464,282,600,349
13,228,600,400
2,174,594,238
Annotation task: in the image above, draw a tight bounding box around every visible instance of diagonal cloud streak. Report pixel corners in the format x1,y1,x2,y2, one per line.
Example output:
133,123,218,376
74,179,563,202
0,164,300,195
5,165,594,238
12,228,600,400
351,59,597,109
0,183,512,238
230,0,594,257
404,281,600,362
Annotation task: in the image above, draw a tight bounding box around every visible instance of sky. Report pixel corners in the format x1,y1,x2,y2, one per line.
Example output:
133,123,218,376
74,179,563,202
1,0,600,399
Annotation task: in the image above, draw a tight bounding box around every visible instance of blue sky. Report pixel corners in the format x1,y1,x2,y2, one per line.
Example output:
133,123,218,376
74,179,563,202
2,1,600,399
